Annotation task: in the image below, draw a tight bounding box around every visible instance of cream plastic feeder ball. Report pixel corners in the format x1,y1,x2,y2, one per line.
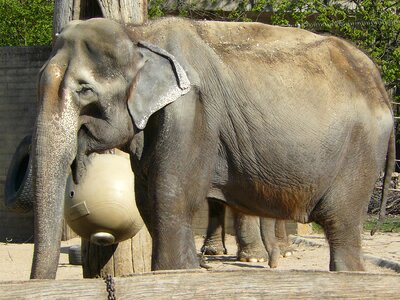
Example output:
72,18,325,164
64,152,144,246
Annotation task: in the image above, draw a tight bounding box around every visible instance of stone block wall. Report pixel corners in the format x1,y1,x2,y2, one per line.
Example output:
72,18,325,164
0,46,51,242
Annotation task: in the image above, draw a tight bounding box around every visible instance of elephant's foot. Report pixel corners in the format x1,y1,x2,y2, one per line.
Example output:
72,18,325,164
237,245,268,263
198,253,213,270
201,239,227,255
279,243,294,257
282,249,293,257
267,247,280,268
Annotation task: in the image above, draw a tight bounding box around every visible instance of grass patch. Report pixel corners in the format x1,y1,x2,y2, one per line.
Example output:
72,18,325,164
309,215,400,234
364,215,400,233
311,222,324,233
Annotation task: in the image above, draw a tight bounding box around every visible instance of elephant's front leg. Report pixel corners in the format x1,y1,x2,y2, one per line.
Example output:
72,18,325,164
148,177,202,270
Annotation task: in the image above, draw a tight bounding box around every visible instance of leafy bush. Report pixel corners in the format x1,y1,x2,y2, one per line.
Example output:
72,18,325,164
364,215,400,233
0,0,53,46
312,216,400,233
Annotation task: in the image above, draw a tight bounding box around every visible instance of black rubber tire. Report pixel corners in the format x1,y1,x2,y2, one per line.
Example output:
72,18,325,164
68,245,82,265
4,135,34,213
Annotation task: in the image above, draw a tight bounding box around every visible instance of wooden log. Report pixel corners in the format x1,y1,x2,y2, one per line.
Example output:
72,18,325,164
52,0,148,39
1,269,399,299
61,219,77,241
52,0,78,38
98,0,148,24
81,225,152,278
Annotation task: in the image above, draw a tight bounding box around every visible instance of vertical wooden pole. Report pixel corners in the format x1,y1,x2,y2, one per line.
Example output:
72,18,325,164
98,0,148,24
52,0,76,37
52,0,148,38
61,219,77,241
81,225,152,278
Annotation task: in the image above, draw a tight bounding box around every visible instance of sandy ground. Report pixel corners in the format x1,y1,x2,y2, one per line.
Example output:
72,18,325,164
0,232,399,281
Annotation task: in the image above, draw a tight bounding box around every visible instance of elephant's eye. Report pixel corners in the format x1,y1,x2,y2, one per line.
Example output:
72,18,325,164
78,86,94,97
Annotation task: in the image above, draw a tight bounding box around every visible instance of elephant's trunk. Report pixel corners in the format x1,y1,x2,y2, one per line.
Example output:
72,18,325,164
30,61,79,279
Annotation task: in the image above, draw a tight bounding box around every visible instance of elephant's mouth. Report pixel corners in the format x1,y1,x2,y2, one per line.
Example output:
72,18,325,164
71,149,116,184
71,156,87,185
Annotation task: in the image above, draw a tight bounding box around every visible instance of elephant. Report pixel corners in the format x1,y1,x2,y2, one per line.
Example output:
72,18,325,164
201,199,292,268
30,17,394,279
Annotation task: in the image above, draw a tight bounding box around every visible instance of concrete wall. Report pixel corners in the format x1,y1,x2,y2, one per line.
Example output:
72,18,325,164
0,46,51,242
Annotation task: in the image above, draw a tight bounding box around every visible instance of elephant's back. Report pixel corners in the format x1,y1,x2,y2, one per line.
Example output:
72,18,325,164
130,17,325,58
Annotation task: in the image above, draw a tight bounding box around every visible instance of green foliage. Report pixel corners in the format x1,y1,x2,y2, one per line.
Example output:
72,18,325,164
148,0,192,18
364,215,400,233
312,215,400,234
311,222,324,233
227,0,253,22
148,0,167,18
0,0,53,46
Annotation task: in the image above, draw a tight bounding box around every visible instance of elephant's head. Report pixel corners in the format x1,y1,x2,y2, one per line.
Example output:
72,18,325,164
31,18,190,279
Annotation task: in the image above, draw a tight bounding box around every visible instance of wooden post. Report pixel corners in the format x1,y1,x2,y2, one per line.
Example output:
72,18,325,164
98,0,148,24
52,0,78,38
81,225,152,277
61,219,77,241
53,0,148,38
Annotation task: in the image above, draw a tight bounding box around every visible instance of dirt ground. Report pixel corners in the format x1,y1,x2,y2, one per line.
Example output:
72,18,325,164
0,232,399,281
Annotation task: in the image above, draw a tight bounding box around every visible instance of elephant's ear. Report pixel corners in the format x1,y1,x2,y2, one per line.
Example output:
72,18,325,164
127,41,191,130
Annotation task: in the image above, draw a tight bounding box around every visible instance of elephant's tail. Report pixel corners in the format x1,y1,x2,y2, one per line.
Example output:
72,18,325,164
371,129,396,236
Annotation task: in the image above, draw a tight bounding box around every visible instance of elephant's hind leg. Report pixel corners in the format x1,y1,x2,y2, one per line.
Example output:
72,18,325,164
201,199,227,255
234,212,268,263
260,217,280,268
322,218,365,271
313,178,372,271
275,219,294,257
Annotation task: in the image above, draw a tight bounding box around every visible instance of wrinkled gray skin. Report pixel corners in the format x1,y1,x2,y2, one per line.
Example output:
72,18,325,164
201,199,291,268
31,18,394,279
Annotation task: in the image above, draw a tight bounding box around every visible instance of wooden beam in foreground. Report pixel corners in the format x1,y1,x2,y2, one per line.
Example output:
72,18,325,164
0,269,399,299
